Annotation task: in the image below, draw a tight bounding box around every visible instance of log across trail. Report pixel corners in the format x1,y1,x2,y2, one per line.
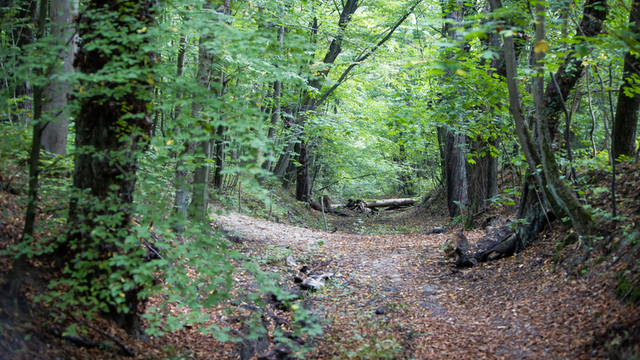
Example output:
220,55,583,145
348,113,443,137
328,198,416,211
363,198,415,208
216,211,637,359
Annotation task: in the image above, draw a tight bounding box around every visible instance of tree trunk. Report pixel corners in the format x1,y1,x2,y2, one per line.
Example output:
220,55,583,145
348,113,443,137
445,129,468,217
40,0,78,154
7,0,48,305
188,33,216,221
189,0,232,220
489,0,567,250
532,2,594,236
213,126,226,190
465,136,497,226
65,0,156,335
9,0,39,125
173,35,192,232
295,141,309,201
612,0,640,160
365,198,416,208
260,11,284,182
436,127,447,186
545,0,607,141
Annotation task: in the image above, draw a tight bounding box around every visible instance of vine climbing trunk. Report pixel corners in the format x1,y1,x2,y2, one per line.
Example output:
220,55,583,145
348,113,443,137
63,0,157,335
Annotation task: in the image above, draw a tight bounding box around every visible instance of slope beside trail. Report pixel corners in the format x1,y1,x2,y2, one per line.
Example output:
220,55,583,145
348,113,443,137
218,211,640,359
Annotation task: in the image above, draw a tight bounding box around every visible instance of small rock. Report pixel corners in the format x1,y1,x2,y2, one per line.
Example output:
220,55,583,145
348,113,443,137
375,306,387,315
423,285,436,296
428,226,446,234
286,255,299,268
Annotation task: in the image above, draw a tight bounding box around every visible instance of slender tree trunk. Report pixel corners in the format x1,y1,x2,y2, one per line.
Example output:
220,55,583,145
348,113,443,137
189,0,232,220
11,0,38,125
7,0,47,304
295,141,310,201
40,0,78,154
489,0,567,250
612,0,640,160
188,31,215,221
173,35,193,232
260,8,284,182
436,127,447,186
593,65,611,154
532,2,593,235
586,68,598,157
213,126,226,190
544,0,607,142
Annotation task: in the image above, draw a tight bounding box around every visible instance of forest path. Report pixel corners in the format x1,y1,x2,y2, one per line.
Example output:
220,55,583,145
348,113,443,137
217,211,635,359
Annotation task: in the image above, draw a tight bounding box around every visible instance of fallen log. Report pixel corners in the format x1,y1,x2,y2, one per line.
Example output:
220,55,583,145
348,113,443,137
365,198,415,209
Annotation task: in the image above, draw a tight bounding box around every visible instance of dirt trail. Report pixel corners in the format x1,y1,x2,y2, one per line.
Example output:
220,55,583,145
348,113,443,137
218,212,639,359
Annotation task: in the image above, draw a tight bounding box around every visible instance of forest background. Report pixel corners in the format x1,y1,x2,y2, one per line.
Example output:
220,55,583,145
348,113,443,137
1,0,640,357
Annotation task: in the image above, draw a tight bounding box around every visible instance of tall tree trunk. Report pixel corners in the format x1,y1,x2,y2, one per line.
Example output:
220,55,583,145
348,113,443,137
6,0,47,305
173,35,193,232
65,0,156,334
40,0,78,154
489,0,567,250
612,0,640,160
189,0,232,220
441,0,469,218
260,8,284,182
532,2,594,236
188,33,215,221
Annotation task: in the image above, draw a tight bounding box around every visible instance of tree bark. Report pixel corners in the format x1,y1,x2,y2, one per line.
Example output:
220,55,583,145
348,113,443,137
172,35,192,232
189,0,232,220
445,129,468,217
213,126,226,190
7,0,48,304
612,0,640,160
532,2,594,236
65,0,156,334
365,198,415,208
489,0,567,250
295,141,310,202
40,0,78,154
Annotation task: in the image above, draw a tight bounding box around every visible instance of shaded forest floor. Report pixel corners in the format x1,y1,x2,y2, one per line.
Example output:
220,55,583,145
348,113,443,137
1,166,640,359
215,203,640,359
